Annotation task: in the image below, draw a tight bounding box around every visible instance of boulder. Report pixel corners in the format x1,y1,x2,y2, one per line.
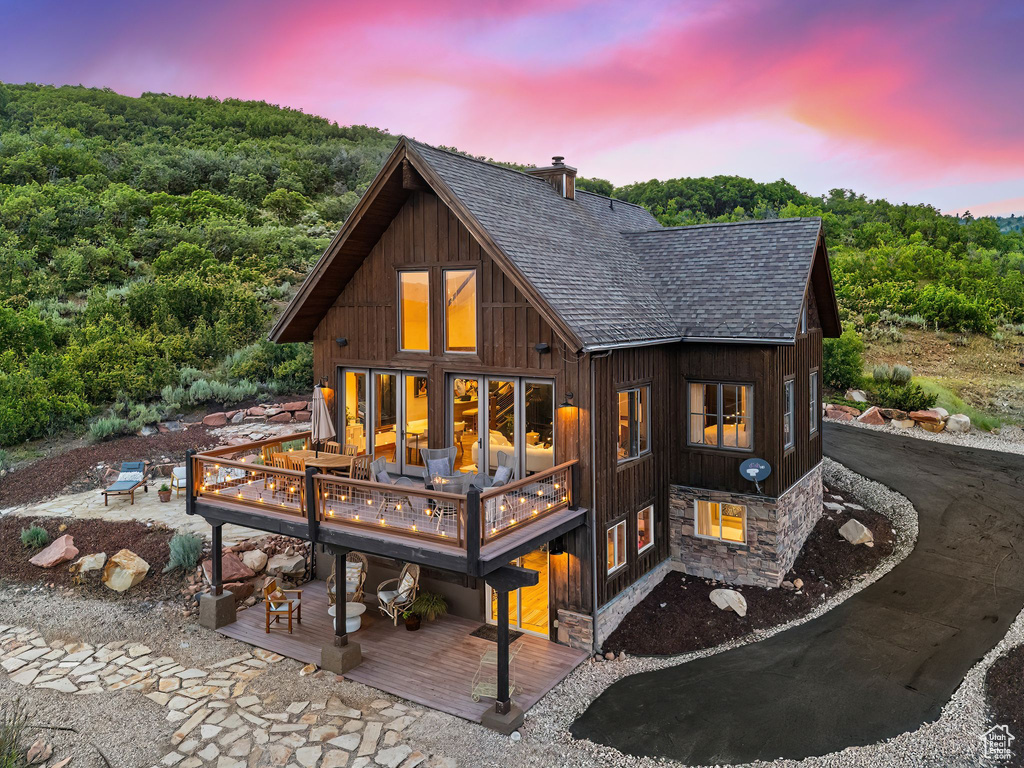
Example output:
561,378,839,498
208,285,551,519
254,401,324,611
247,407,266,417
844,389,868,402
891,418,916,429
281,401,308,412
231,411,245,424
102,549,151,592
30,535,78,568
920,421,946,433
826,408,854,422
909,409,944,424
266,553,306,577
240,549,268,573
138,425,158,437
203,412,228,427
709,588,748,617
839,519,874,547
294,410,312,422
268,412,292,424
70,552,107,575
946,413,971,433
225,581,255,603
934,407,950,419
879,408,908,420
857,406,886,426
202,552,255,584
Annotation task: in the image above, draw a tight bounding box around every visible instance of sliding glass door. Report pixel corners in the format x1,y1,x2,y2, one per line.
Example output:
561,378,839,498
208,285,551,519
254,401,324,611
340,368,428,476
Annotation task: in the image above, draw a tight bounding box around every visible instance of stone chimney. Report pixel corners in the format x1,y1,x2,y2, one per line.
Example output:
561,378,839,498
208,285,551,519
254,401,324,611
527,156,576,200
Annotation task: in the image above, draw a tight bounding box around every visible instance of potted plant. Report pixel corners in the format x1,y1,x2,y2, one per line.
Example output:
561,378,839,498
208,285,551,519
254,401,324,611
411,592,448,622
402,610,421,632
158,483,172,503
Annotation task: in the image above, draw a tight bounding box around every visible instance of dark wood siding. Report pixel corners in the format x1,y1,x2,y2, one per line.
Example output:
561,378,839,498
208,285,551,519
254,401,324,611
592,347,672,606
310,190,593,614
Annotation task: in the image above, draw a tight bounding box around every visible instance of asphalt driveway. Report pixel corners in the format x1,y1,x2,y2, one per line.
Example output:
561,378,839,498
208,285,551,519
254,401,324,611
571,423,1024,763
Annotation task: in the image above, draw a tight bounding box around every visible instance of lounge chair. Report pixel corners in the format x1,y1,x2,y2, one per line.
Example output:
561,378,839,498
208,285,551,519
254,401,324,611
377,563,420,625
327,551,368,605
471,451,518,490
102,461,148,506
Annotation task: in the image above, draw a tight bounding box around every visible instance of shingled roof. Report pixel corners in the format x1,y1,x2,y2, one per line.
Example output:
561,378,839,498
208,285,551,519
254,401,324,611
271,137,838,349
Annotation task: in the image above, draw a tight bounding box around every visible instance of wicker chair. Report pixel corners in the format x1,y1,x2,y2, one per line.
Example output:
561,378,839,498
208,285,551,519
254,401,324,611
377,563,420,625
327,551,368,606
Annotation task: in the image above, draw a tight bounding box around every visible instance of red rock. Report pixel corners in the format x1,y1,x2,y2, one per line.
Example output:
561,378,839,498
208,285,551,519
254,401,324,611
201,552,255,584
293,410,311,422
226,410,240,419
857,406,886,426
30,535,79,568
281,401,308,412
267,412,292,423
829,410,855,422
909,409,944,424
203,412,228,427
225,581,255,603
879,408,908,420
247,407,266,417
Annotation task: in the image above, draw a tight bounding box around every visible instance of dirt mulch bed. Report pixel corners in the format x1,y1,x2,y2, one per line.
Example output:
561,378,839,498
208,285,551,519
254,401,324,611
0,427,219,509
0,515,192,602
603,487,895,656
986,644,1024,767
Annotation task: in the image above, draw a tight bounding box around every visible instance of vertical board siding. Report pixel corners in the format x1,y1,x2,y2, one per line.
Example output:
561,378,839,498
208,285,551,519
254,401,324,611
311,190,593,615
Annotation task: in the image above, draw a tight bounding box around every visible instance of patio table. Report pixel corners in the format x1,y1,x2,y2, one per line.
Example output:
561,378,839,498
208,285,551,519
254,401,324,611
287,450,355,475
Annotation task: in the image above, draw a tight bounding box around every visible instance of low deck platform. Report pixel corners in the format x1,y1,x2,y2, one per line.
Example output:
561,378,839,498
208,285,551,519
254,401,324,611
216,581,588,723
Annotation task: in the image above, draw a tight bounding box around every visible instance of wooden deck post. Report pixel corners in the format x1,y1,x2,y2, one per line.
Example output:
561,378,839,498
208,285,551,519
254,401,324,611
466,488,481,575
495,589,511,715
481,565,535,734
211,523,223,597
305,466,319,544
198,521,236,629
184,449,195,516
320,545,362,674
334,547,349,647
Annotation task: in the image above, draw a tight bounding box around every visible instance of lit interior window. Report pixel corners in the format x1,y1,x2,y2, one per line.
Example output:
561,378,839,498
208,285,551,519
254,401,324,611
444,269,477,352
695,500,746,543
399,271,429,352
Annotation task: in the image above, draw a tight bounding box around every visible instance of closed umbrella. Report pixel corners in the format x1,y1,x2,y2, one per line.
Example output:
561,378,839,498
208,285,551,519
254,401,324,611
311,384,336,457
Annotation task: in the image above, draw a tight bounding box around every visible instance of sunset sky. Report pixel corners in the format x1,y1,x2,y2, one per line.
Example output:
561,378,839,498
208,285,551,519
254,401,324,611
1,0,1021,215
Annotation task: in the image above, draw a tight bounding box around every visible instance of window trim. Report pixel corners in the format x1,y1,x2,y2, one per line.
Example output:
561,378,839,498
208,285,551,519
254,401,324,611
637,504,655,554
442,267,478,355
809,369,819,436
606,518,627,575
397,269,430,353
616,385,651,464
783,377,795,451
686,381,754,453
693,500,747,545
800,299,808,335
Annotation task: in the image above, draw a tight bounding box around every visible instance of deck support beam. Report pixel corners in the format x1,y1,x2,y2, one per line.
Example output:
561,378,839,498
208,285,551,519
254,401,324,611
320,545,362,674
481,565,536,734
199,522,236,629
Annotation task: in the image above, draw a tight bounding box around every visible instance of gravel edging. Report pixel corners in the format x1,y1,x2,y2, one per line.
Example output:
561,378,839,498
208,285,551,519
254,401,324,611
411,459,919,768
826,415,1024,458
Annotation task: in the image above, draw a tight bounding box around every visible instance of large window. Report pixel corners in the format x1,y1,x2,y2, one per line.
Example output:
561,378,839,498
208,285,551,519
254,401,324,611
695,501,746,544
637,505,654,554
607,519,627,574
809,371,819,435
784,379,795,450
617,387,649,461
342,370,368,455
399,271,429,352
444,269,477,353
688,382,753,450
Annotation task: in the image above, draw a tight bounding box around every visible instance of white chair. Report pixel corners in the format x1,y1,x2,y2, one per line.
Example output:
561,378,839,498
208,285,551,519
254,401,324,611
171,466,187,497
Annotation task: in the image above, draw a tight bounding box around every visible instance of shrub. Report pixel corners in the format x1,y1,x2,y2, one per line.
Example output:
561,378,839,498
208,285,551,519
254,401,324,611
890,364,912,386
874,382,938,412
871,364,891,383
20,525,49,549
164,533,204,574
0,697,29,768
822,328,865,390
88,414,130,441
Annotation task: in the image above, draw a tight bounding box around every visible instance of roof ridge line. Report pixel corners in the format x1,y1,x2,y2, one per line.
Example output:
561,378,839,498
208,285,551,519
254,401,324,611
575,189,651,213
405,137,556,187
624,216,821,233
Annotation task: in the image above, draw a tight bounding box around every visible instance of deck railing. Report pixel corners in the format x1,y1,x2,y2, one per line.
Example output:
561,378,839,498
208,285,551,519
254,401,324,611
191,436,575,553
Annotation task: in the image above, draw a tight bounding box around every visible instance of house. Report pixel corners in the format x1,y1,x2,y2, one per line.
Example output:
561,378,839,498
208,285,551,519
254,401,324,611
187,137,840,730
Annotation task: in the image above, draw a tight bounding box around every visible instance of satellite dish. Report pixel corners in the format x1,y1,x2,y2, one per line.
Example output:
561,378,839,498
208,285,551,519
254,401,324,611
740,458,771,492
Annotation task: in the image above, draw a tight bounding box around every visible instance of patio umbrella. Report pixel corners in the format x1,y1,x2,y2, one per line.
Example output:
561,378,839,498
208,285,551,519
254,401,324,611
311,384,336,457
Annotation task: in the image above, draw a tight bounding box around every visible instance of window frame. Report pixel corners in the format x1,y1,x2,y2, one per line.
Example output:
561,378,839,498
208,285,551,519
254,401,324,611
809,369,819,436
800,299,808,335
442,267,478,355
637,504,654,554
686,381,754,452
693,500,747,545
783,377,795,451
606,518,628,575
397,269,430,353
616,386,651,463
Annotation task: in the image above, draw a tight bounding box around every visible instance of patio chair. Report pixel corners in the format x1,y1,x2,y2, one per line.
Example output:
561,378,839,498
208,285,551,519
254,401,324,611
262,578,302,633
170,465,187,497
420,446,456,482
327,551,368,606
349,454,371,481
102,461,147,506
377,563,420,625
369,458,427,519
324,441,341,454
430,472,472,533
343,443,360,456
473,451,518,490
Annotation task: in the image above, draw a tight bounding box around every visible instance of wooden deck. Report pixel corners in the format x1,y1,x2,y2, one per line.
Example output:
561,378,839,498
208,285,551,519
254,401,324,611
216,581,587,723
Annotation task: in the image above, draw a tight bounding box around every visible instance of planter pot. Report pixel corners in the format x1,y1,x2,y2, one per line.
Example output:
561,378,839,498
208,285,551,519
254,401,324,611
158,491,172,503
404,615,421,632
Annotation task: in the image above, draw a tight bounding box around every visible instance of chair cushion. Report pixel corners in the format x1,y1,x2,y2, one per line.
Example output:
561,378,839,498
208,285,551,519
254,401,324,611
376,470,392,484
346,562,362,580
492,464,513,486
425,457,451,480
378,589,400,604
398,572,415,599
345,579,360,591
172,466,187,480
269,599,299,611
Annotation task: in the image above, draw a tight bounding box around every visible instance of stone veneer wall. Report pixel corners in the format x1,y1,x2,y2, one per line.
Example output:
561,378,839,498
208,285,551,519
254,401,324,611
556,609,594,652
669,463,822,588
593,558,675,650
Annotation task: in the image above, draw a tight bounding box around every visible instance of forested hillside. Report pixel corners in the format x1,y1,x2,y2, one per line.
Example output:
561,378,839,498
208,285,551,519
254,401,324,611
1,82,1022,448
